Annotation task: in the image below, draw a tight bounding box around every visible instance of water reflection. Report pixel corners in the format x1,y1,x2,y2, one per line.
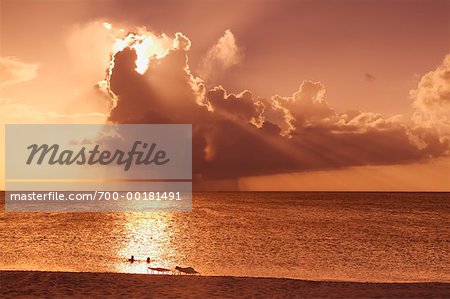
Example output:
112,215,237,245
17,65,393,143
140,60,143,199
116,213,178,274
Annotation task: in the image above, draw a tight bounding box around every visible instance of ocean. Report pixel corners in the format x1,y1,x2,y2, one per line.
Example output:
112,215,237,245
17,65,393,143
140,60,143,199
1,192,449,282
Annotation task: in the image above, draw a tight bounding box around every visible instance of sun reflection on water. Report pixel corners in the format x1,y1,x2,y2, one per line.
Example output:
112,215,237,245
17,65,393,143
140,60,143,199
116,213,178,274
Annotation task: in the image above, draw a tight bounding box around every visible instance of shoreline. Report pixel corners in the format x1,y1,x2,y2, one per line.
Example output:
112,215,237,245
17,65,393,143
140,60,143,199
1,271,449,298
1,268,448,284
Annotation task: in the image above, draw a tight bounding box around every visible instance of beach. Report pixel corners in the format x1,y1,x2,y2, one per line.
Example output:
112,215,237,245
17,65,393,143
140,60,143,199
1,271,449,298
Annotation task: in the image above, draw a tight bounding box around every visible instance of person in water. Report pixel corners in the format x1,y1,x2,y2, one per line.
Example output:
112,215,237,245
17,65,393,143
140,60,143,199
128,255,135,262
146,257,151,263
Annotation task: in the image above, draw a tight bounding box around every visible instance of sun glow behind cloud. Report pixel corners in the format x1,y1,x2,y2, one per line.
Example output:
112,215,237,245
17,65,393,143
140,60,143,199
98,22,198,110
104,22,173,75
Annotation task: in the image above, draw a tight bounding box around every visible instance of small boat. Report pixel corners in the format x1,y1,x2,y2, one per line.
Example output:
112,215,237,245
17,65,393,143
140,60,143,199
175,266,199,275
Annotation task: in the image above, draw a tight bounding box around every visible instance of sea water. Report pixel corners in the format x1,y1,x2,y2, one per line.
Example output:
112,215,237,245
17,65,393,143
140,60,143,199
1,192,448,282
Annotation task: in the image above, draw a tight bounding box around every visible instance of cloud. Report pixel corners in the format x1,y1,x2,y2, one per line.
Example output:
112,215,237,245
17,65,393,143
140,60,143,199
96,23,449,181
0,57,39,88
207,86,264,127
411,54,450,142
107,30,209,124
268,81,334,136
412,55,450,110
198,30,242,81
195,82,441,179
0,98,106,123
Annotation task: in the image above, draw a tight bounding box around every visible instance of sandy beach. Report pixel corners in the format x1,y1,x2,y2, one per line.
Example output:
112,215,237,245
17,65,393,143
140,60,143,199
1,271,448,298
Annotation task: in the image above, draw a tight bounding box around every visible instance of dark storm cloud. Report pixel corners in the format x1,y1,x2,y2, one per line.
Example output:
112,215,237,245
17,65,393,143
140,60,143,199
106,39,449,181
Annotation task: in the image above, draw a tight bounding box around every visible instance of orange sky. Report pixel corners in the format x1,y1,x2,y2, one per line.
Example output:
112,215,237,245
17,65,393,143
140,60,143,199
1,0,449,190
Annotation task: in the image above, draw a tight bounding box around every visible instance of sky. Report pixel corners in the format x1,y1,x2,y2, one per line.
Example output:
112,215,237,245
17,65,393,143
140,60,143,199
1,0,449,190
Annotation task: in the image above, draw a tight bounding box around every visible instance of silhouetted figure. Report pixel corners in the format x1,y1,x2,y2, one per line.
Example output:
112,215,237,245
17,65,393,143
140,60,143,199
146,257,151,263
128,255,135,262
